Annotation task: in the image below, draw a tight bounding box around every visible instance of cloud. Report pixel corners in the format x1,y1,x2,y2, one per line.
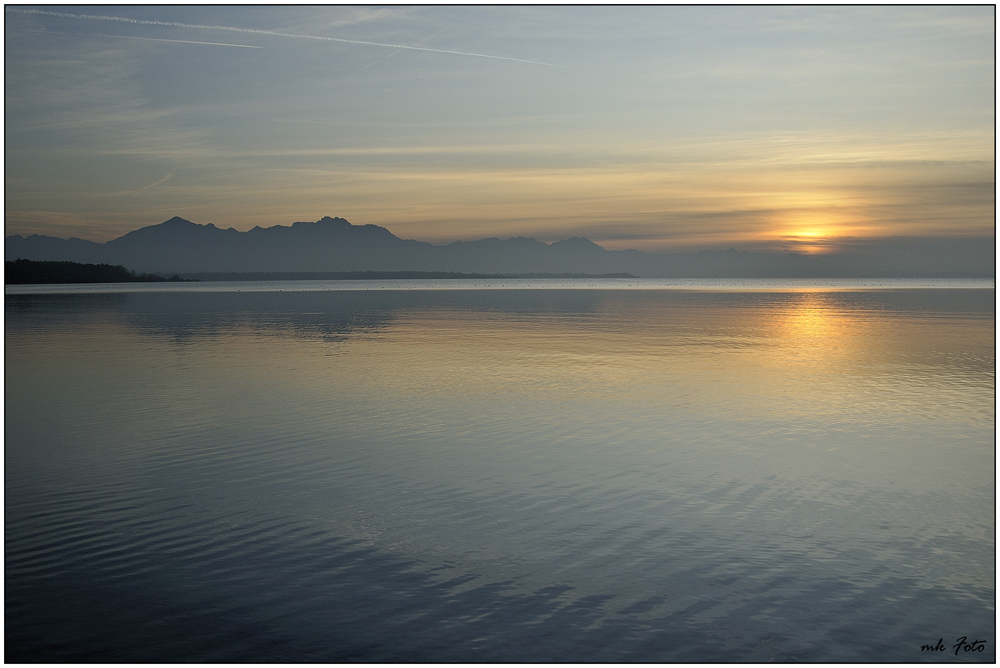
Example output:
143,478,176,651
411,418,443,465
6,8,566,67
5,27,218,159
83,34,263,49
5,6,991,249
132,172,174,195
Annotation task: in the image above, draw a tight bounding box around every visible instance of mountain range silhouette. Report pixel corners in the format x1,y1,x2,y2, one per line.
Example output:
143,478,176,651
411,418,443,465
5,216,993,278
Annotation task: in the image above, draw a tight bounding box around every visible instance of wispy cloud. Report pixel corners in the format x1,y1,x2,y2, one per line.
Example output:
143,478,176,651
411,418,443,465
5,6,991,247
355,27,446,73
7,8,566,67
132,172,174,195
85,34,263,49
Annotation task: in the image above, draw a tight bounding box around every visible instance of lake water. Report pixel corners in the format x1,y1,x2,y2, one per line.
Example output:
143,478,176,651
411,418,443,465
5,280,995,662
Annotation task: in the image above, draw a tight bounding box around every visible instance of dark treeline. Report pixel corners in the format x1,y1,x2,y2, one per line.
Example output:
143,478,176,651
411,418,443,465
6,259,188,284
182,271,637,281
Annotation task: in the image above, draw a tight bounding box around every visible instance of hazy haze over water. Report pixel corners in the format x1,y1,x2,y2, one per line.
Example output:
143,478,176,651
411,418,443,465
5,283,995,661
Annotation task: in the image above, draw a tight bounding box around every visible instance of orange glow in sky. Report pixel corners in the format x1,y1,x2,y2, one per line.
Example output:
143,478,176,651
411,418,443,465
3,6,994,252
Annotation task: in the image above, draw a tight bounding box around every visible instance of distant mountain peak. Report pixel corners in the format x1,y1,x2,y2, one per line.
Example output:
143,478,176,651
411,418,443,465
552,236,601,248
290,217,354,231
317,216,351,226
161,216,196,226
7,216,984,278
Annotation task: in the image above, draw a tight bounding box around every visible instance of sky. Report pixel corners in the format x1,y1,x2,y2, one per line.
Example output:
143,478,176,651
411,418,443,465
5,5,995,253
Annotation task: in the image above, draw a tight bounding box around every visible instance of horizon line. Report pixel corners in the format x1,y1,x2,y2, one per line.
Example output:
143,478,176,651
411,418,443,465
4,214,997,259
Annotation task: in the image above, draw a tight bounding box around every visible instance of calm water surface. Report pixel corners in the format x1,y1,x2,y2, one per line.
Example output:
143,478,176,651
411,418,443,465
6,282,995,661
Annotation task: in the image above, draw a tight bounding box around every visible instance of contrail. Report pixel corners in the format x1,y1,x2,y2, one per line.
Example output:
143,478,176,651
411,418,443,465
7,8,566,67
86,34,263,48
133,172,173,195
358,27,448,71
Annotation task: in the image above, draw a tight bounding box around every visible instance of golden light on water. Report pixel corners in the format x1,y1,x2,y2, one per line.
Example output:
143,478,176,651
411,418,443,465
774,292,847,349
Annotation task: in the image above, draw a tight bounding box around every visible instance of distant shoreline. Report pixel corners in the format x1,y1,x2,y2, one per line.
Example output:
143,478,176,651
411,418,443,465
6,277,993,296
4,261,638,284
5,259,190,284
179,271,637,281
4,260,992,287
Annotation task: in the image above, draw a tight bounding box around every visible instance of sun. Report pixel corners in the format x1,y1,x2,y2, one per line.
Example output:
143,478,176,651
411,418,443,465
794,228,830,239
781,227,838,254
